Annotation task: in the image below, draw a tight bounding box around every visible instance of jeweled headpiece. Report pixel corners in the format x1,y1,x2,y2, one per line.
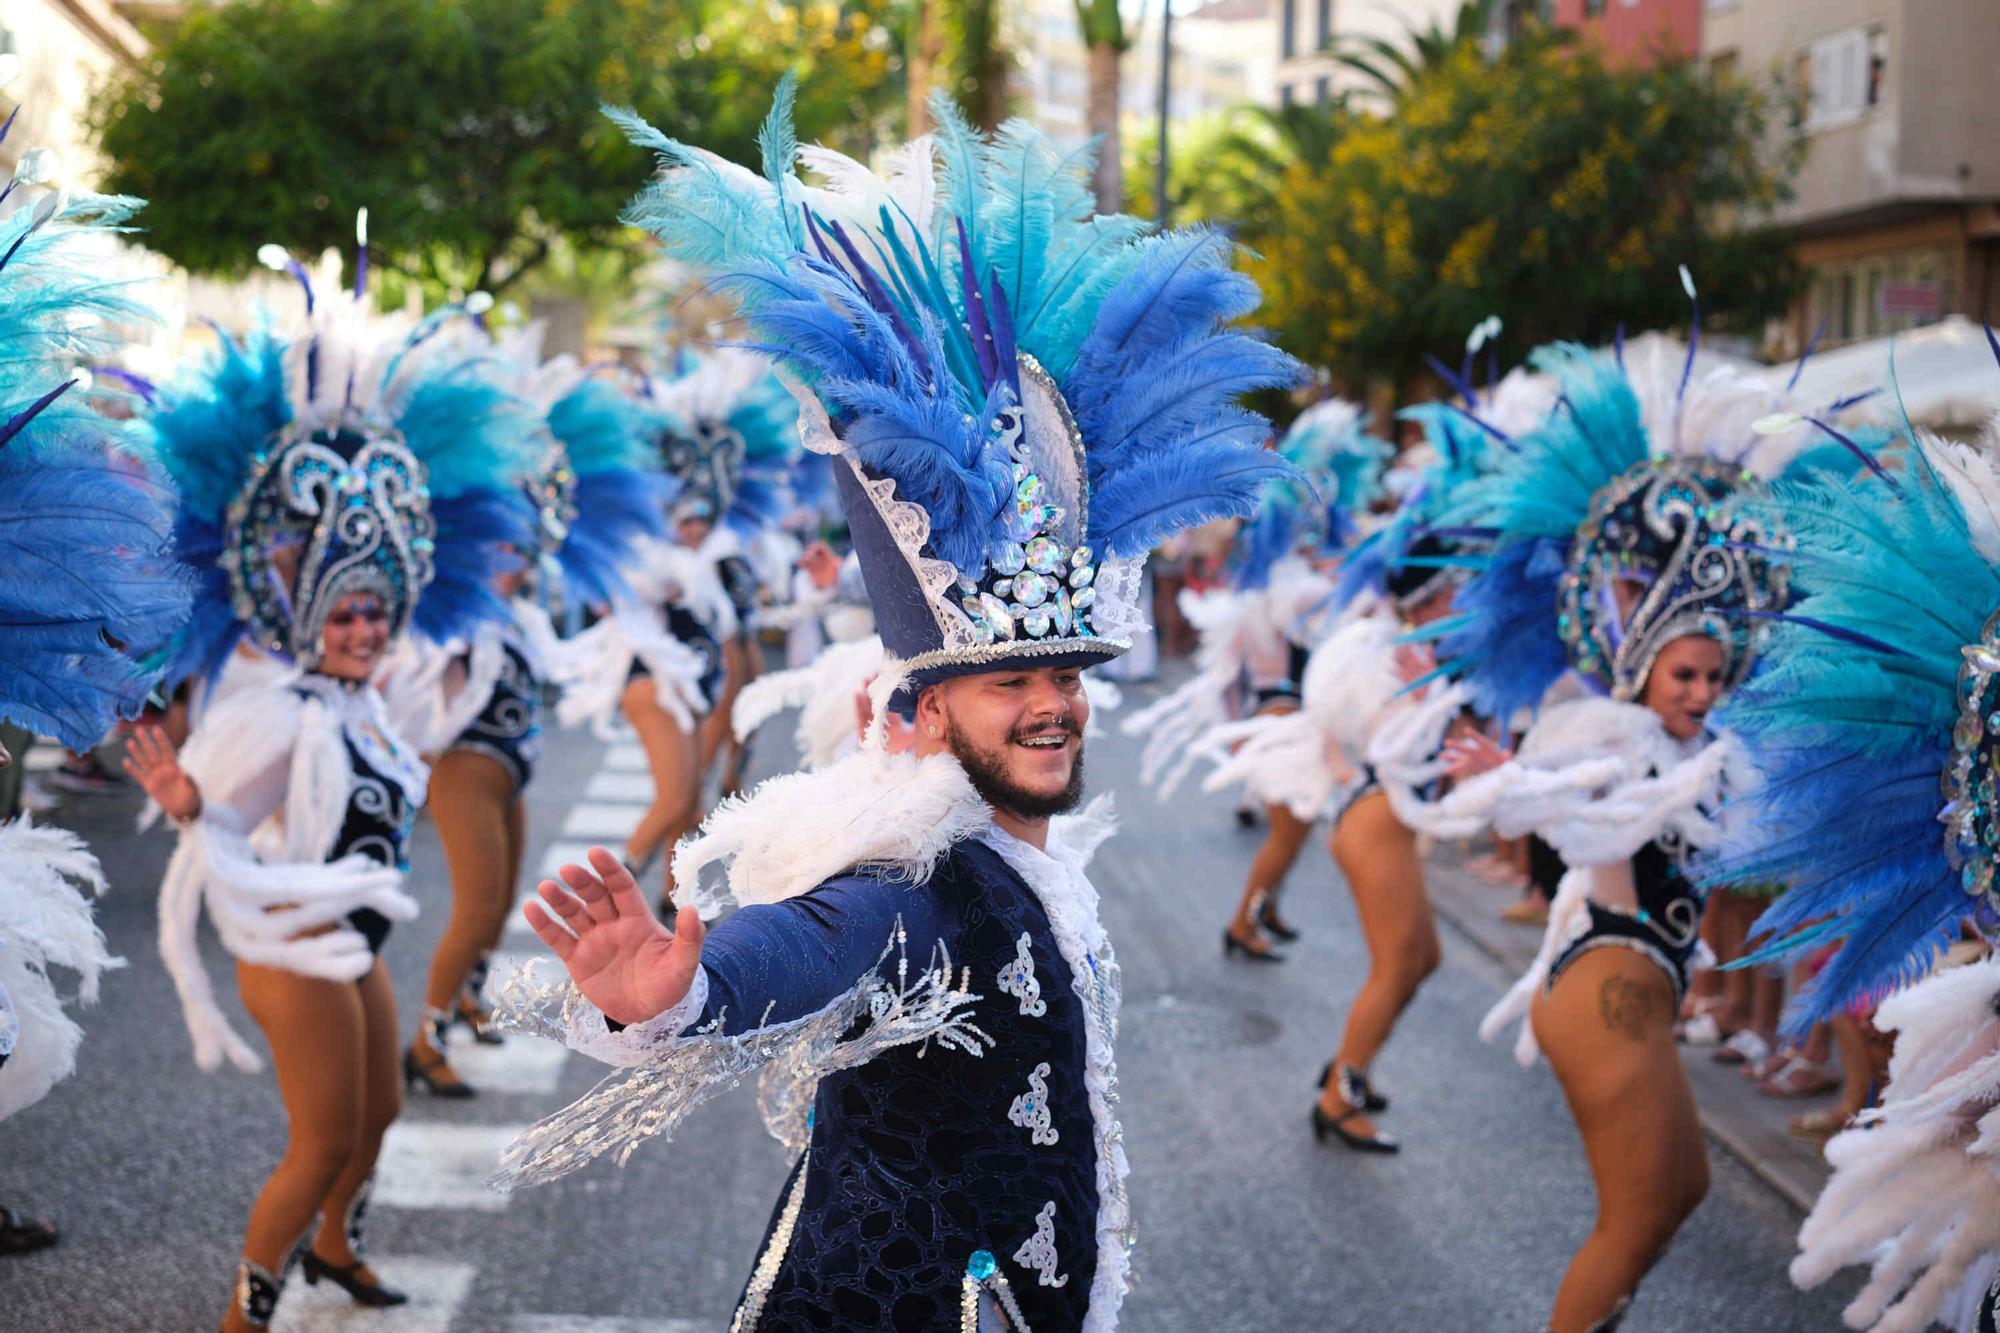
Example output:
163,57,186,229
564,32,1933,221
1559,456,1788,700
651,348,800,538
220,425,435,664
611,81,1301,690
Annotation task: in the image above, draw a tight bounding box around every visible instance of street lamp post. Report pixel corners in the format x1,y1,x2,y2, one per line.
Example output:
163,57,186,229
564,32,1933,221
1153,0,1172,223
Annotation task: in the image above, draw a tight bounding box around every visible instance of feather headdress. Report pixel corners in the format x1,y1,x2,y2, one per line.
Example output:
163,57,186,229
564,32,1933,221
0,179,190,750
1710,362,2000,1030
612,80,1302,687
434,319,673,610
650,346,801,539
1233,397,1389,591
1432,335,1857,720
147,241,540,687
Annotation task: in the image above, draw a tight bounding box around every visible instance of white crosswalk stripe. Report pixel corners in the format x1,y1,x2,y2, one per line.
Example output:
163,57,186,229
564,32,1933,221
560,801,649,839
373,1122,528,1213
434,1031,570,1095
604,743,647,771
583,771,655,801
537,839,603,879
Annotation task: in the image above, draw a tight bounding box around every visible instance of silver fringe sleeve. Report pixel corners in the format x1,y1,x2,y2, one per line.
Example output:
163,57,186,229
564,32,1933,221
488,923,992,1189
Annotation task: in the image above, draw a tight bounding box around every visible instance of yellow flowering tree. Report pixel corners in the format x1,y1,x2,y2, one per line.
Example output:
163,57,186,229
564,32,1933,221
1253,32,1802,390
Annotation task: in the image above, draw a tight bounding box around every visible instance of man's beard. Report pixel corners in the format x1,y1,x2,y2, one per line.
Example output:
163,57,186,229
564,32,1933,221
943,715,1086,820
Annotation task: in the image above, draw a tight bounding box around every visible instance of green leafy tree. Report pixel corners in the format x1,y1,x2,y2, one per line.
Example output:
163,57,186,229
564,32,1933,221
1254,31,1802,392
90,0,904,300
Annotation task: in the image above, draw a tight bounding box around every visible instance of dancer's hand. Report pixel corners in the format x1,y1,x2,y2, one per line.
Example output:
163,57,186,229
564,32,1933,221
1391,641,1437,685
524,847,706,1025
122,724,201,821
799,540,841,591
1440,729,1512,779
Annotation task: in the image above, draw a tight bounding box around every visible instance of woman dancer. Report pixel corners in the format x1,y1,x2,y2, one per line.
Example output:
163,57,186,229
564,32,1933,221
652,351,803,797
129,257,537,1330
396,327,670,1098
0,175,188,1254
1377,336,1835,1330
1191,395,1517,1151
1123,398,1388,961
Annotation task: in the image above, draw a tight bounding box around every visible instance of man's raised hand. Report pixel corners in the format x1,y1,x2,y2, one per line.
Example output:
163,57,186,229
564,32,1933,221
523,846,706,1025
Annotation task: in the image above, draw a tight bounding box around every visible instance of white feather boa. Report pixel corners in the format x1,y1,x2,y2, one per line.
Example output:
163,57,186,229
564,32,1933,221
731,635,888,770
156,677,423,1072
669,748,993,918
1449,699,1748,1064
1791,953,2000,1332
1192,609,1399,819
0,820,121,1122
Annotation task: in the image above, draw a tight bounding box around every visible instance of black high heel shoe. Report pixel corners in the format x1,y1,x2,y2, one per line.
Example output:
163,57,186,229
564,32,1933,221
1222,927,1285,964
1252,891,1300,943
453,995,505,1046
1316,1060,1389,1113
1310,1101,1399,1155
300,1251,409,1308
403,1043,475,1099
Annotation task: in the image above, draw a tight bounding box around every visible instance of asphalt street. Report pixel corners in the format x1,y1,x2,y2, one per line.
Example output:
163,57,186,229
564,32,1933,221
2,674,1862,1332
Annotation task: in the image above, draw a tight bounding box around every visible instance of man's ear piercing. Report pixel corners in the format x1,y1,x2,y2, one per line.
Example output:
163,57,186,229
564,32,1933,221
928,726,939,737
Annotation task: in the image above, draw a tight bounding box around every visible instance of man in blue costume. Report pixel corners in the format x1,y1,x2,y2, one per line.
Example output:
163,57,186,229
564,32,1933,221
492,82,1300,1331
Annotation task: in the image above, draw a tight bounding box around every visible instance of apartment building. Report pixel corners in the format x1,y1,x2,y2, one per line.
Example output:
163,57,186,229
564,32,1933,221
1704,0,2000,352
1550,0,1701,63
1273,0,1464,108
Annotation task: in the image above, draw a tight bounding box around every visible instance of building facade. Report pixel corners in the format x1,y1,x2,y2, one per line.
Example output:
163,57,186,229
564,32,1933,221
1549,0,1700,64
1703,0,2000,353
1273,0,1477,108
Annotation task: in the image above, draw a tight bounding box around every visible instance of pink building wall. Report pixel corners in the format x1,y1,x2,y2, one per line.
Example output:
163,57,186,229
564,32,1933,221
1551,0,1702,65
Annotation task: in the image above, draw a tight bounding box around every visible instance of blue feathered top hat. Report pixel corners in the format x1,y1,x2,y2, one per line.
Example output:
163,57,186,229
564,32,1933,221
610,79,1302,691
0,181,190,750
650,347,801,539
147,235,543,688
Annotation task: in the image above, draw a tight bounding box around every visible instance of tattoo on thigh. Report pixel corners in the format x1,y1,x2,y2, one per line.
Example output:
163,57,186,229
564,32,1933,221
1597,976,1657,1041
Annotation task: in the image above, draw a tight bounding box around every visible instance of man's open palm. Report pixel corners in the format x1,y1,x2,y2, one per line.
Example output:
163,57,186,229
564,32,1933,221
523,847,705,1026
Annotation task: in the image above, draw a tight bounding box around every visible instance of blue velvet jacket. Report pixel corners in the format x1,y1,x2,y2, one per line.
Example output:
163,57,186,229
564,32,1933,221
699,836,1111,1330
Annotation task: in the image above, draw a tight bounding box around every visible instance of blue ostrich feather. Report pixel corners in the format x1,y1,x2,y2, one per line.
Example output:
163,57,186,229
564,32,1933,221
398,365,543,501
0,193,193,746
1430,347,1654,715
611,90,1301,575
545,377,671,605
146,323,292,524
0,439,192,748
559,470,675,608
1703,436,2000,1033
413,488,537,643
548,378,661,479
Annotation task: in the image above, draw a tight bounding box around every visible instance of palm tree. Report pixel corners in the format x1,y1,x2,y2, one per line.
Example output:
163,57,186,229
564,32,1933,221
1329,0,1564,106
908,0,944,134
1075,0,1132,213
